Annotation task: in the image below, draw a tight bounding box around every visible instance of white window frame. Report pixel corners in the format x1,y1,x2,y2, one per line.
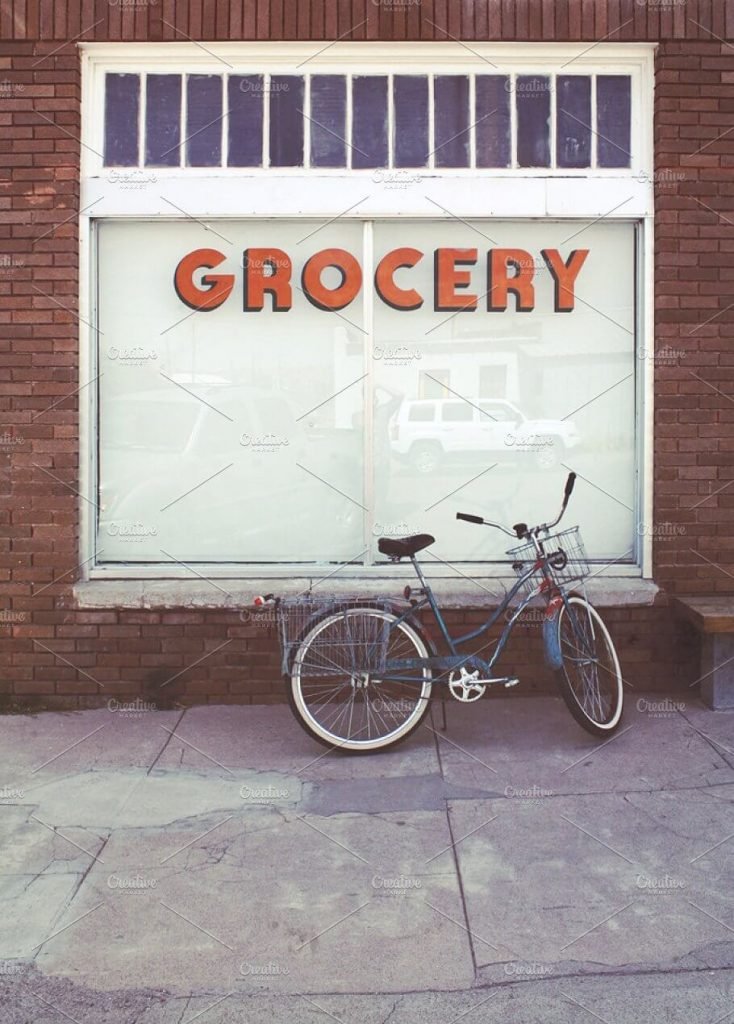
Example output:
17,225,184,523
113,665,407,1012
78,42,656,588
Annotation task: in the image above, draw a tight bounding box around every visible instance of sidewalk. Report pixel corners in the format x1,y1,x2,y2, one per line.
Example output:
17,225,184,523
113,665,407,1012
1,695,733,1022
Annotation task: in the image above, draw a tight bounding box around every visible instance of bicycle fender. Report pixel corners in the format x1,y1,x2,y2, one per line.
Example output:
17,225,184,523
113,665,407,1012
542,597,563,671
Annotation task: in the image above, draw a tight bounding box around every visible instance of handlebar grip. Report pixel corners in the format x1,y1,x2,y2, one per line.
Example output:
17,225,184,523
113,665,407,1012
564,471,576,500
456,512,484,525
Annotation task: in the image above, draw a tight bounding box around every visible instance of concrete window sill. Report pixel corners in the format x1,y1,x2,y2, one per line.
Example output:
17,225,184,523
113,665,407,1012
73,578,660,611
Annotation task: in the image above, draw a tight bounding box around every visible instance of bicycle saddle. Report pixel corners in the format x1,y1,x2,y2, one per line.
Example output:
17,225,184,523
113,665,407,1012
377,534,435,559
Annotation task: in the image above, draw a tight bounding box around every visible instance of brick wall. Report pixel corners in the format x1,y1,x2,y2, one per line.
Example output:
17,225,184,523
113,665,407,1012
1,2,731,708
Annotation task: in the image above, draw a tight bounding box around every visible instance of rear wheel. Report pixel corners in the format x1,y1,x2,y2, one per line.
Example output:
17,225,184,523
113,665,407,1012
287,607,433,753
555,596,623,736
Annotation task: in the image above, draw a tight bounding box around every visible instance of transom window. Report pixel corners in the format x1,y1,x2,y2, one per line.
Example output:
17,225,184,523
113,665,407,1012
103,70,632,172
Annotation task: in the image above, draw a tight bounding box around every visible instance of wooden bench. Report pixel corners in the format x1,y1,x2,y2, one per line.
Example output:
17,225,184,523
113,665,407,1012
673,597,734,710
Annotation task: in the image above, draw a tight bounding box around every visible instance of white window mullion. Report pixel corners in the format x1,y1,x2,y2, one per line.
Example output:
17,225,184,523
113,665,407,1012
221,74,228,169
469,73,476,170
263,72,270,168
387,73,394,170
427,72,435,171
363,219,375,563
180,73,187,168
303,73,311,169
139,71,147,167
590,73,598,169
549,73,556,170
509,73,517,169
346,72,353,170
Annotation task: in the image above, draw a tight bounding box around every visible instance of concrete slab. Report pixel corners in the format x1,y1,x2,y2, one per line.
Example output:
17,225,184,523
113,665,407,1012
35,808,472,995
0,805,106,873
154,704,441,780
0,708,182,788
448,786,734,978
3,962,734,1024
678,699,734,769
0,873,80,959
18,768,302,830
436,695,734,796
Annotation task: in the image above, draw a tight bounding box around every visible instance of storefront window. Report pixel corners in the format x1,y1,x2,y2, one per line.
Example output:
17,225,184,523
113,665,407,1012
96,219,636,567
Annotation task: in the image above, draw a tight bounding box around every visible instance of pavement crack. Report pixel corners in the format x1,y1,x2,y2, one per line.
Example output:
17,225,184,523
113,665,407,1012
148,706,188,775
382,994,404,1024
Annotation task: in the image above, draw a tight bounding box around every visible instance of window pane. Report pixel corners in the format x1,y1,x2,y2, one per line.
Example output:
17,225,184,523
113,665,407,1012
434,75,470,168
393,75,429,168
597,75,631,168
352,76,388,169
269,75,304,167
104,73,139,167
186,75,222,167
96,220,365,563
310,75,347,168
556,75,591,169
515,75,551,168
475,75,511,169
442,403,472,422
228,75,263,167
372,220,635,564
145,74,182,167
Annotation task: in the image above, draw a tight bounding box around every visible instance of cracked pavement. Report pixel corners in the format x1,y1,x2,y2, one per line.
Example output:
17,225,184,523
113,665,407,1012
1,696,733,1021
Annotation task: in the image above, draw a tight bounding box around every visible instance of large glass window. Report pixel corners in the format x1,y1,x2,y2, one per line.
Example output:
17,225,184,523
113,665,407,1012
96,219,636,567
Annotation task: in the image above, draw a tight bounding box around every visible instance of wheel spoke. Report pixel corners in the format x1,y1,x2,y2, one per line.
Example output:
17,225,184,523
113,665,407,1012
291,608,431,750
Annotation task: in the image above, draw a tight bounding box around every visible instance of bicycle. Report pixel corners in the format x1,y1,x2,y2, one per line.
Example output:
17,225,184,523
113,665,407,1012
255,472,623,753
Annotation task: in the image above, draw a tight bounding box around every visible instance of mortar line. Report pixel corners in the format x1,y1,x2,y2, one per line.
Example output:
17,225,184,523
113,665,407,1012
148,707,188,775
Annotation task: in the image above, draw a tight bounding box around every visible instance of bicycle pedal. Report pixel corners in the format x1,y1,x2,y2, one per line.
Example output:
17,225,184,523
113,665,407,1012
504,677,519,688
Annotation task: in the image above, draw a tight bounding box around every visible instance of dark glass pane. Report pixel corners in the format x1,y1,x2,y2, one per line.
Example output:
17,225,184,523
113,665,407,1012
310,75,346,168
515,75,550,168
393,75,428,168
228,75,263,167
186,75,222,167
475,75,511,168
352,76,388,169
556,75,591,168
269,75,304,167
597,75,631,168
104,73,139,167
433,75,469,168
145,74,181,167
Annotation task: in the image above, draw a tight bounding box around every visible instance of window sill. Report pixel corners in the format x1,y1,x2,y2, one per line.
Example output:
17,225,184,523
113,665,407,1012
73,577,659,611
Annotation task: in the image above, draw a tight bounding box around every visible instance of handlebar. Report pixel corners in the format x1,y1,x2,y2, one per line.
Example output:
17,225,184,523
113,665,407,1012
456,471,577,541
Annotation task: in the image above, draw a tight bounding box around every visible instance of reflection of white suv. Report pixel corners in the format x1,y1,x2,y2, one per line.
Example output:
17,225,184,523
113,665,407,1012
389,398,581,473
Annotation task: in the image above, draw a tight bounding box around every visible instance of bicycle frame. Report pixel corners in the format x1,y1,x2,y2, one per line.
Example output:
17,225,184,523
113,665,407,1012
381,553,554,685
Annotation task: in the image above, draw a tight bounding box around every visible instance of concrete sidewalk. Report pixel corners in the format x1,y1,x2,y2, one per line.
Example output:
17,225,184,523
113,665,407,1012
1,695,733,1022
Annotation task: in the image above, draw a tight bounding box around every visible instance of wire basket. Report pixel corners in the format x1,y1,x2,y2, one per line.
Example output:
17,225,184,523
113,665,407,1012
274,594,395,677
506,526,591,598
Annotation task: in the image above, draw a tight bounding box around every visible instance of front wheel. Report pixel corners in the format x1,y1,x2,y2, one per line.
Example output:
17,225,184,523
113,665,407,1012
555,595,623,737
287,607,433,753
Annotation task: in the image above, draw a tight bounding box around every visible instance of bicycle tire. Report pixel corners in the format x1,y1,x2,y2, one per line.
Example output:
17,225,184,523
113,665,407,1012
555,595,624,737
286,606,433,753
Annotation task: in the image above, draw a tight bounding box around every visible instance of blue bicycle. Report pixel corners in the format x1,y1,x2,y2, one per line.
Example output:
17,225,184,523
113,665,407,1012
269,473,623,753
